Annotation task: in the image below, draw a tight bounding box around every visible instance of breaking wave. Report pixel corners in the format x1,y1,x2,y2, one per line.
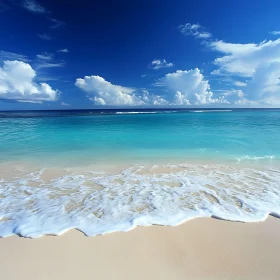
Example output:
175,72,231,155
115,111,158,114
1,163,280,238
190,110,232,113
236,155,277,162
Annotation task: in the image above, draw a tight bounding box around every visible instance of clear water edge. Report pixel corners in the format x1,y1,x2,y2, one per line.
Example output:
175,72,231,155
1,109,280,238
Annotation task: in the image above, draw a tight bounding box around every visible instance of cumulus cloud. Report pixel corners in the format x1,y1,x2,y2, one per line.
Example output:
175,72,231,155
157,69,224,105
138,89,168,106
176,21,280,106
75,75,146,106
219,89,248,105
242,62,280,105
75,19,280,107
75,75,169,106
179,23,212,39
210,39,280,77
22,0,46,13
208,38,280,105
75,69,227,106
0,60,59,103
149,59,174,70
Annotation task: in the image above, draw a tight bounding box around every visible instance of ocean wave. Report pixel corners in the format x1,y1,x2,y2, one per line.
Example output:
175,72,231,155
115,110,181,115
236,155,276,161
0,164,280,238
190,110,232,113
115,111,157,114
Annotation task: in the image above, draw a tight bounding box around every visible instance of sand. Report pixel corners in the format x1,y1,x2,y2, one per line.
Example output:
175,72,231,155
0,217,279,280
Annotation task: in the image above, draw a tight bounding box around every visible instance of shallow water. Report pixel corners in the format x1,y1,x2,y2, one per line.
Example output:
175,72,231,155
1,109,280,165
1,163,280,237
0,109,280,237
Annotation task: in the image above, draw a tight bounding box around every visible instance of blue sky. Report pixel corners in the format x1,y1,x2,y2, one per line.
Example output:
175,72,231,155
1,0,280,110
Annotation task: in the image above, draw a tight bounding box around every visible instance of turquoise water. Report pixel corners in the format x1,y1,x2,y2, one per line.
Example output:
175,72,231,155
1,109,280,237
0,109,280,165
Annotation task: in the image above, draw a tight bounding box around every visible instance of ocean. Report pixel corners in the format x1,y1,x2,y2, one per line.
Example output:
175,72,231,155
0,108,280,237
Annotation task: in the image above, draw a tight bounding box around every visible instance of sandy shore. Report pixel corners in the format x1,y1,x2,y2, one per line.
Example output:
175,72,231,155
0,217,279,280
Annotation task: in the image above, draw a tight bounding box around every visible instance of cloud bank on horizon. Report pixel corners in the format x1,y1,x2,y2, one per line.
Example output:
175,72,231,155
1,0,280,107
74,23,280,106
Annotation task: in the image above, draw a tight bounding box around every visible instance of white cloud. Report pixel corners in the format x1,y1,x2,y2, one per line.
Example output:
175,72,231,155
149,59,174,70
157,69,224,105
61,102,71,106
0,50,29,62
208,37,280,105
38,33,52,40
234,81,247,87
179,22,280,106
57,49,69,53
219,89,248,105
270,31,280,35
36,53,52,60
75,69,228,106
36,62,64,69
75,75,145,106
35,52,64,70
243,62,280,105
0,60,59,103
139,89,168,106
75,75,168,106
22,0,46,13
210,39,280,77
179,23,212,39
74,19,280,108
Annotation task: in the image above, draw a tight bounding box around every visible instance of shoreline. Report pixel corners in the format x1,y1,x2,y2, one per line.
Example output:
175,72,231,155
1,161,280,238
0,217,280,280
1,159,280,278
1,157,280,174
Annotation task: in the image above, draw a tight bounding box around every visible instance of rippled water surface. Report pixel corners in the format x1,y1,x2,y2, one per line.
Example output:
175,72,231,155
0,109,280,237
1,109,280,165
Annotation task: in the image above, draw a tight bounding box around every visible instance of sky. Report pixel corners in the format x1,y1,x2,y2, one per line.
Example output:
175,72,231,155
1,0,280,110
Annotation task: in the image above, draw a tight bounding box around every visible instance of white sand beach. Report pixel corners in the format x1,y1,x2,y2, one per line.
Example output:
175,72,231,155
0,216,279,280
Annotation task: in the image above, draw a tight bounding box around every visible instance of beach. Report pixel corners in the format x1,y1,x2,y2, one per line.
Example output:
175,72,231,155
0,216,279,280
2,0,280,276
1,161,280,237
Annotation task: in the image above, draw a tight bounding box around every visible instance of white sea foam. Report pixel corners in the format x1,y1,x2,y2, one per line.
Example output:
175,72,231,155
115,111,157,114
236,155,276,161
191,110,232,113
0,164,280,238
